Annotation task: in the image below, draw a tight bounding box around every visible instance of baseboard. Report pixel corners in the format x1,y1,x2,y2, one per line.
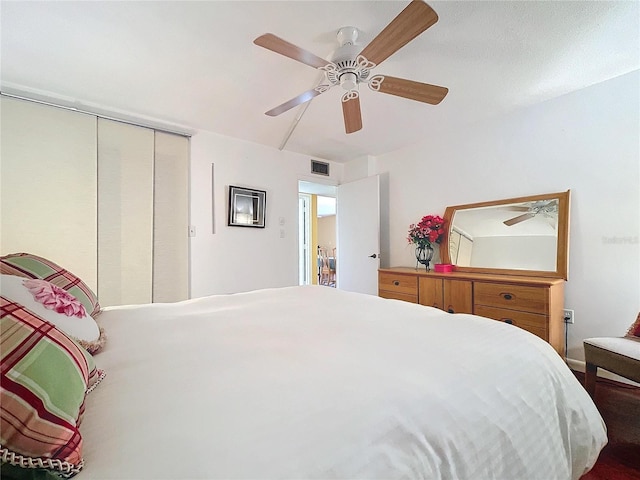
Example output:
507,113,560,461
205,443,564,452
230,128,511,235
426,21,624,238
567,357,640,387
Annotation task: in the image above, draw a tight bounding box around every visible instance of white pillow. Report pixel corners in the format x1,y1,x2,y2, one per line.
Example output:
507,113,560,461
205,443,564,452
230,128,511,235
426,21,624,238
0,274,100,342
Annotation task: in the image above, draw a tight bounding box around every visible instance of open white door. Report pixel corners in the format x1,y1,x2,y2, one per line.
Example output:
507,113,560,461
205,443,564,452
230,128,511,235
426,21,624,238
336,175,380,295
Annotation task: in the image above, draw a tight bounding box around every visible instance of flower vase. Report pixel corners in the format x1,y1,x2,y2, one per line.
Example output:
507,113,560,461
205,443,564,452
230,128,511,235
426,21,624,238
415,244,434,271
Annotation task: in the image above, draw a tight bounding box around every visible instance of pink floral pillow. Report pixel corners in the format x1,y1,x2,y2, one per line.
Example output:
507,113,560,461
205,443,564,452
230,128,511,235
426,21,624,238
0,252,101,317
0,275,106,354
23,278,87,318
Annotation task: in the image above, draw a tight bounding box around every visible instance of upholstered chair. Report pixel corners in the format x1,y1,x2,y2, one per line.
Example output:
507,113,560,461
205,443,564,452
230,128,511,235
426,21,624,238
583,313,640,397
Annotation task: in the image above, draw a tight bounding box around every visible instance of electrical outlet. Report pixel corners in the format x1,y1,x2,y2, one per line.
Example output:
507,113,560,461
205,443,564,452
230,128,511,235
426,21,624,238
563,309,574,324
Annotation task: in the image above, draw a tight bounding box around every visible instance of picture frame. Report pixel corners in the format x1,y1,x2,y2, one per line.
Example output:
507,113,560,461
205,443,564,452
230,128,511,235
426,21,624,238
228,185,266,228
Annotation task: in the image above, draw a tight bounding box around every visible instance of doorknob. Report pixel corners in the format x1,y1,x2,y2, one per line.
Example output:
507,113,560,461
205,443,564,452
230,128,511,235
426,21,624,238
369,254,378,259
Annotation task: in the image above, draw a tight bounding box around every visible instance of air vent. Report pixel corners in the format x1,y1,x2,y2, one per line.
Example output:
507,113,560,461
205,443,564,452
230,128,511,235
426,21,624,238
311,160,330,176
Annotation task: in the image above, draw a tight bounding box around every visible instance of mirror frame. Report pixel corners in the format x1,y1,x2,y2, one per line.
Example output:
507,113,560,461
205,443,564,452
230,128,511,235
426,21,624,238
441,190,570,280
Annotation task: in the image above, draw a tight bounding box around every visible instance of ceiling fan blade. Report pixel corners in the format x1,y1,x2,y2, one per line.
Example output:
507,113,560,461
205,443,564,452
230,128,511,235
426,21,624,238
342,95,362,134
372,75,448,104
498,205,530,212
503,212,536,227
254,33,332,69
265,86,330,116
359,0,438,67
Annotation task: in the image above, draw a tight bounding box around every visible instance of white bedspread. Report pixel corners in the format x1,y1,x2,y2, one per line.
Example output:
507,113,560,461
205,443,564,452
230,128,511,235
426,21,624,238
80,286,606,479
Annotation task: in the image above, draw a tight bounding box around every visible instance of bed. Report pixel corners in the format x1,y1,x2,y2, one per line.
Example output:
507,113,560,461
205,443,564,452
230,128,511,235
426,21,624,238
71,285,606,480
0,260,606,480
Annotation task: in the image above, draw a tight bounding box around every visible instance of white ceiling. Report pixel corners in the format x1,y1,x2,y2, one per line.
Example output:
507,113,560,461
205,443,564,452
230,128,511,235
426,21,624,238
2,1,638,163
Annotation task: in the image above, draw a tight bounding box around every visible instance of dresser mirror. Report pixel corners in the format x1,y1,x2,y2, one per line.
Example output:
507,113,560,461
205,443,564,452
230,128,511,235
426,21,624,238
441,190,570,279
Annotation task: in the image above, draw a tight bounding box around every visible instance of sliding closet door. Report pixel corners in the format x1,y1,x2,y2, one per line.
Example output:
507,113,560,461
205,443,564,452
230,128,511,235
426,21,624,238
153,132,189,302
0,97,98,289
97,118,154,306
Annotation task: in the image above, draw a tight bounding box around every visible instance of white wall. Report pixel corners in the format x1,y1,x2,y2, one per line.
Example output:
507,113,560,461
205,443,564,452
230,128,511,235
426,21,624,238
471,235,557,271
189,130,342,297
371,70,640,361
317,215,336,250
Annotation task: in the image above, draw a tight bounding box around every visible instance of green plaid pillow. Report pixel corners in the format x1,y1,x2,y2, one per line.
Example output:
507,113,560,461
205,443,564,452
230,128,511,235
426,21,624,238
0,253,100,318
0,297,104,478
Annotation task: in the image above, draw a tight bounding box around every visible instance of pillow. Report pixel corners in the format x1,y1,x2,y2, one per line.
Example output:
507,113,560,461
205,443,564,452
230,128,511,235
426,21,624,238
0,275,106,355
0,296,105,478
626,312,640,338
0,253,101,318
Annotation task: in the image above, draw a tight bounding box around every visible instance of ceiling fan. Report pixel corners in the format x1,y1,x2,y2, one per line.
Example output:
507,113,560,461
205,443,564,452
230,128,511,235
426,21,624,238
503,200,559,227
253,0,448,134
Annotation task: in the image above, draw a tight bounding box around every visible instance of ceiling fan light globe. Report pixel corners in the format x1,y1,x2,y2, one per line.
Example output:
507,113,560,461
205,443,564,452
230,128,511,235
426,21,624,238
340,72,358,91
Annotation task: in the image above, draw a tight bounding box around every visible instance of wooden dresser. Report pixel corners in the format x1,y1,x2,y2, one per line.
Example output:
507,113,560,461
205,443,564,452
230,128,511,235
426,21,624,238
379,267,565,356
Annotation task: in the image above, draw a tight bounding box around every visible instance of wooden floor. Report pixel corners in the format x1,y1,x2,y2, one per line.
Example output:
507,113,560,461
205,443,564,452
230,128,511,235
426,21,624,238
574,371,640,480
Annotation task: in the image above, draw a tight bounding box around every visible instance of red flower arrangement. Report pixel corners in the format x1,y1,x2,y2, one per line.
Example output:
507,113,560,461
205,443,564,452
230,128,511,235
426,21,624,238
407,214,446,248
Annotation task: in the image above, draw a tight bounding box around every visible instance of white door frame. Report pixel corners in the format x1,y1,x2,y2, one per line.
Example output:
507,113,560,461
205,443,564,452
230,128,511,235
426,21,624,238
298,193,311,285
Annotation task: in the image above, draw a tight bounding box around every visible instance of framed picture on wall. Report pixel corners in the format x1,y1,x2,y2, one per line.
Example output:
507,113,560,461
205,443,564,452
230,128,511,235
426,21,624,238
228,185,266,228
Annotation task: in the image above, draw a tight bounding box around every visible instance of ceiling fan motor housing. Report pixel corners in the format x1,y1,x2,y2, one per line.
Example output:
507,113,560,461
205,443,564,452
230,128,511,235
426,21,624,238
327,27,372,90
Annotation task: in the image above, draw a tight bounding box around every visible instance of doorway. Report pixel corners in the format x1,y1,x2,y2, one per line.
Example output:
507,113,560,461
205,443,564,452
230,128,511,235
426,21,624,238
298,181,336,286
298,193,311,285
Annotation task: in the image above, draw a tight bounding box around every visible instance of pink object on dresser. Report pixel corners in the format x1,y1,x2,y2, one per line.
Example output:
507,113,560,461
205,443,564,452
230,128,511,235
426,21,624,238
434,263,454,273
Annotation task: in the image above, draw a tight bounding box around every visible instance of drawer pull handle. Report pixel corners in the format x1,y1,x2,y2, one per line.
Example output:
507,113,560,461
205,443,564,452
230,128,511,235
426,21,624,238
393,281,400,286
503,319,514,324
447,308,454,314
502,293,513,300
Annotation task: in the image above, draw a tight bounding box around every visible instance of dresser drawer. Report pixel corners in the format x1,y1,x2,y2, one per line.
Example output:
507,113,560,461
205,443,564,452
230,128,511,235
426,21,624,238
474,305,548,341
379,272,418,298
379,290,418,304
474,282,549,314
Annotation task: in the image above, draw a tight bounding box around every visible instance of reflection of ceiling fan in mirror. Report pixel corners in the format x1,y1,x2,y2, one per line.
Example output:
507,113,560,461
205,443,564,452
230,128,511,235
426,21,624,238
253,0,448,134
503,200,559,227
